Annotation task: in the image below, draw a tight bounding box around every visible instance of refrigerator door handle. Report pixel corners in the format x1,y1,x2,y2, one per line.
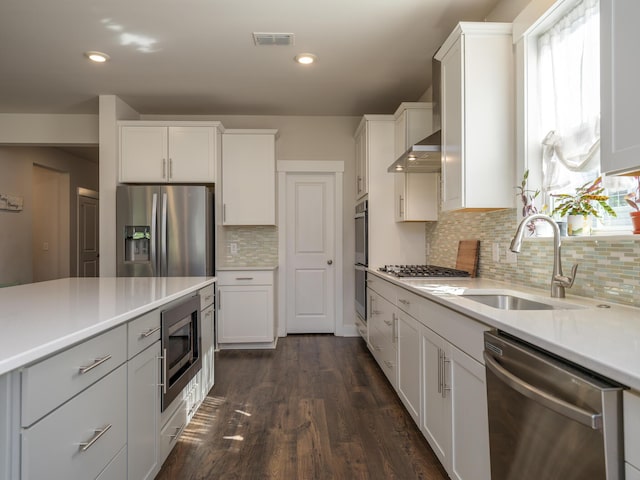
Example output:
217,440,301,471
161,192,168,276
151,193,158,275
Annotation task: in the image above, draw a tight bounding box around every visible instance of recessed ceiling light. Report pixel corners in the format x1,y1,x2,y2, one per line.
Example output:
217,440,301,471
294,53,317,65
84,51,110,63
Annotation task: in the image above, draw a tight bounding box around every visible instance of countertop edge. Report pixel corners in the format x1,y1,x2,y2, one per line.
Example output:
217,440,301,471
0,277,215,376
367,269,640,391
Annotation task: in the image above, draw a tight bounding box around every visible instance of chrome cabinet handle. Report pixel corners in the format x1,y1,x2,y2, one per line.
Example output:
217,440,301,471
159,349,167,394
442,356,451,398
399,195,404,217
169,423,185,441
235,277,254,281
398,299,410,306
169,158,173,179
79,355,112,374
483,351,602,429
223,204,226,222
384,319,392,326
392,313,398,343
204,294,213,304
369,295,374,316
218,289,221,310
140,326,161,338
437,349,442,394
162,158,166,179
79,424,112,452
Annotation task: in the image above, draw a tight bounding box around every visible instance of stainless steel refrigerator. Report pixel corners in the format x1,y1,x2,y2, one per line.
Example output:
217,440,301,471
116,185,214,277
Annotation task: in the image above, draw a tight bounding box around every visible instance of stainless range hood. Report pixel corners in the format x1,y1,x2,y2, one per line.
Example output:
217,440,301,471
388,57,442,173
387,129,441,173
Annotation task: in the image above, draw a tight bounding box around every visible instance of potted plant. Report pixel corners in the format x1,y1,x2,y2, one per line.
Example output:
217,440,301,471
551,176,616,236
624,176,640,234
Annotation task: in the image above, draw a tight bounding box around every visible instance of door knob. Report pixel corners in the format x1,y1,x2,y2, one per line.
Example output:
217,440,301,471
327,259,333,265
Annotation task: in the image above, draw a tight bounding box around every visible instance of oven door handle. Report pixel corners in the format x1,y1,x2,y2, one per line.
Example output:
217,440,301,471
483,351,602,429
159,348,168,394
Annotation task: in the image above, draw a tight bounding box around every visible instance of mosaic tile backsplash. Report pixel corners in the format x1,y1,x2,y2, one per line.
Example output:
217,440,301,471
218,226,278,267
425,209,640,307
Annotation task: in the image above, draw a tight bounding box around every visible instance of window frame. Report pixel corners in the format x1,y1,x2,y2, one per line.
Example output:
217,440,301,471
514,0,633,235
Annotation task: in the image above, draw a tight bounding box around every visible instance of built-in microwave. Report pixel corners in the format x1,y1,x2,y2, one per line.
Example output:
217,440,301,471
161,294,202,411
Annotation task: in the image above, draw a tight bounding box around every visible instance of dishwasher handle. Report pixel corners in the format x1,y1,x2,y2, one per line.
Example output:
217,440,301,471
483,351,602,430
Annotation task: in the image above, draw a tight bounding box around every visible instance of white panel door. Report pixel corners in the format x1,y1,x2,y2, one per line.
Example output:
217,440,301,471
286,174,335,333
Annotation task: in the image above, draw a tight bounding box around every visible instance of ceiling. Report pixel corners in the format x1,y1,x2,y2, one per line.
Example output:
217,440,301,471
0,0,502,117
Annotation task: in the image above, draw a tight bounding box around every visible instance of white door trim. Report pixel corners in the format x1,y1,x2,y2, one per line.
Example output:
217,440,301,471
277,161,344,337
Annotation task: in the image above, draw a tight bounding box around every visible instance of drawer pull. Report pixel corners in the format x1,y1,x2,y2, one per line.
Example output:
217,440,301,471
79,424,112,452
170,423,185,441
203,294,213,304
140,326,161,338
79,354,112,374
398,299,410,305
235,277,254,281
383,319,392,326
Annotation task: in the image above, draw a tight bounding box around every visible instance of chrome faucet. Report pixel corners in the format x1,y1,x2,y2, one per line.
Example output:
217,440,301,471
509,214,578,298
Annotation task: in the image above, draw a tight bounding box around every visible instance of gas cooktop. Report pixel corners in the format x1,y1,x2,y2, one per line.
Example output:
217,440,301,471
378,264,471,278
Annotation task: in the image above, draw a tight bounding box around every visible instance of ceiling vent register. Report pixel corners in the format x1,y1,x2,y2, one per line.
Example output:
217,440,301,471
253,32,295,46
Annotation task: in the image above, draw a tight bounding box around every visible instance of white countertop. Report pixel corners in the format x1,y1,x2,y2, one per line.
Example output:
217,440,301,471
369,269,640,391
216,266,278,271
0,276,215,376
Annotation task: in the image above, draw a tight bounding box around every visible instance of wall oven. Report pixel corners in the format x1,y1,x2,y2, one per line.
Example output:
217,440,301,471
355,199,368,321
161,295,202,411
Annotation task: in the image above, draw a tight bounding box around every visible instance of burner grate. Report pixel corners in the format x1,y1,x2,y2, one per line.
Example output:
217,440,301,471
379,264,471,278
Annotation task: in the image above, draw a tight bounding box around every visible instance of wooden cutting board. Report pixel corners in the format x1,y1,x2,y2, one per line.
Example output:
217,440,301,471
456,240,480,278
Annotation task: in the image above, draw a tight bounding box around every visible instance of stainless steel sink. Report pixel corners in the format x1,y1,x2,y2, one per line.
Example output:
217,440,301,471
462,294,562,310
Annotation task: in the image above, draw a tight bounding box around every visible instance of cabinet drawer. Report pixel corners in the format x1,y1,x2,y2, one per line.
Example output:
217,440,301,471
367,276,396,303
21,365,127,480
356,316,368,341
369,325,397,387
159,400,187,464
202,305,215,353
625,390,640,469
128,308,160,359
198,284,215,310
21,325,127,427
96,446,127,480
217,270,273,286
396,289,422,319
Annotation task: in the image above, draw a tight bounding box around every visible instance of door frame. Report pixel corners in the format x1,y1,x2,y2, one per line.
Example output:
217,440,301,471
77,187,99,277
277,161,344,337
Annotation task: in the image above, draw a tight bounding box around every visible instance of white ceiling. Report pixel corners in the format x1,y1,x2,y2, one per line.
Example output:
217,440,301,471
0,0,503,117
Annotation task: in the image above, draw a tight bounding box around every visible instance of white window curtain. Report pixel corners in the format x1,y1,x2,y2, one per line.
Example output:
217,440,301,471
537,0,600,194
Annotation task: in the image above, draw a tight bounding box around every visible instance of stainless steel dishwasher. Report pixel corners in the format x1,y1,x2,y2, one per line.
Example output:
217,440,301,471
483,330,624,480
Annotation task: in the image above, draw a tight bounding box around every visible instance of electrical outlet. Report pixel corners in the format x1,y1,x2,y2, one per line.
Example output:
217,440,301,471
492,243,500,262
229,242,238,255
505,250,518,264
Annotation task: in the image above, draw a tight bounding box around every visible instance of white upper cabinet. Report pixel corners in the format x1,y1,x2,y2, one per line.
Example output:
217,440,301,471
354,122,369,199
393,103,439,222
119,122,221,184
221,130,276,225
435,23,515,211
601,0,640,175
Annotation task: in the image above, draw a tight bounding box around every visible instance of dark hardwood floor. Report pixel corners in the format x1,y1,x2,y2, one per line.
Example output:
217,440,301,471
155,334,448,480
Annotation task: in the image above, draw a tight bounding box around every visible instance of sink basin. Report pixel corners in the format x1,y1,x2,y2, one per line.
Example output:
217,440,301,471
462,294,562,310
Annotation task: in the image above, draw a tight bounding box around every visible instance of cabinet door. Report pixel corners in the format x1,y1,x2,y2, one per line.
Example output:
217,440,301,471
441,35,464,211
420,326,451,471
355,126,368,199
218,285,274,343
601,0,640,175
403,173,439,221
222,133,275,225
127,342,160,480
449,345,490,480
397,310,420,425
168,126,216,183
120,126,168,183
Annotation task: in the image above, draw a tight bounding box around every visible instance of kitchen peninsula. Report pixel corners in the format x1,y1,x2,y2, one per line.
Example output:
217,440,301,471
0,276,215,480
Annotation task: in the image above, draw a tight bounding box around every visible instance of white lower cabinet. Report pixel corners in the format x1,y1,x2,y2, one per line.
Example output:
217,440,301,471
217,270,275,346
127,341,161,480
396,310,421,424
625,390,640,475
367,289,397,388
159,400,187,465
21,365,127,480
96,446,127,480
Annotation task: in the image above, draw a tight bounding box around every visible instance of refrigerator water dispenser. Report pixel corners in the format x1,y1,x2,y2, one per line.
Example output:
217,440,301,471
124,226,151,262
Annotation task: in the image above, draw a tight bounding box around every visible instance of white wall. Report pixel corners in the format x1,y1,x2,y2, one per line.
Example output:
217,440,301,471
0,146,98,286
0,114,98,145
485,0,532,22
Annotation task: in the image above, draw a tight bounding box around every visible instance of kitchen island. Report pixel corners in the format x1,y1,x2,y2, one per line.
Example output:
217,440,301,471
0,276,215,480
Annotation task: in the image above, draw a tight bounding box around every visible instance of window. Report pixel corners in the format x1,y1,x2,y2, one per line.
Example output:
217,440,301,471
525,0,635,233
